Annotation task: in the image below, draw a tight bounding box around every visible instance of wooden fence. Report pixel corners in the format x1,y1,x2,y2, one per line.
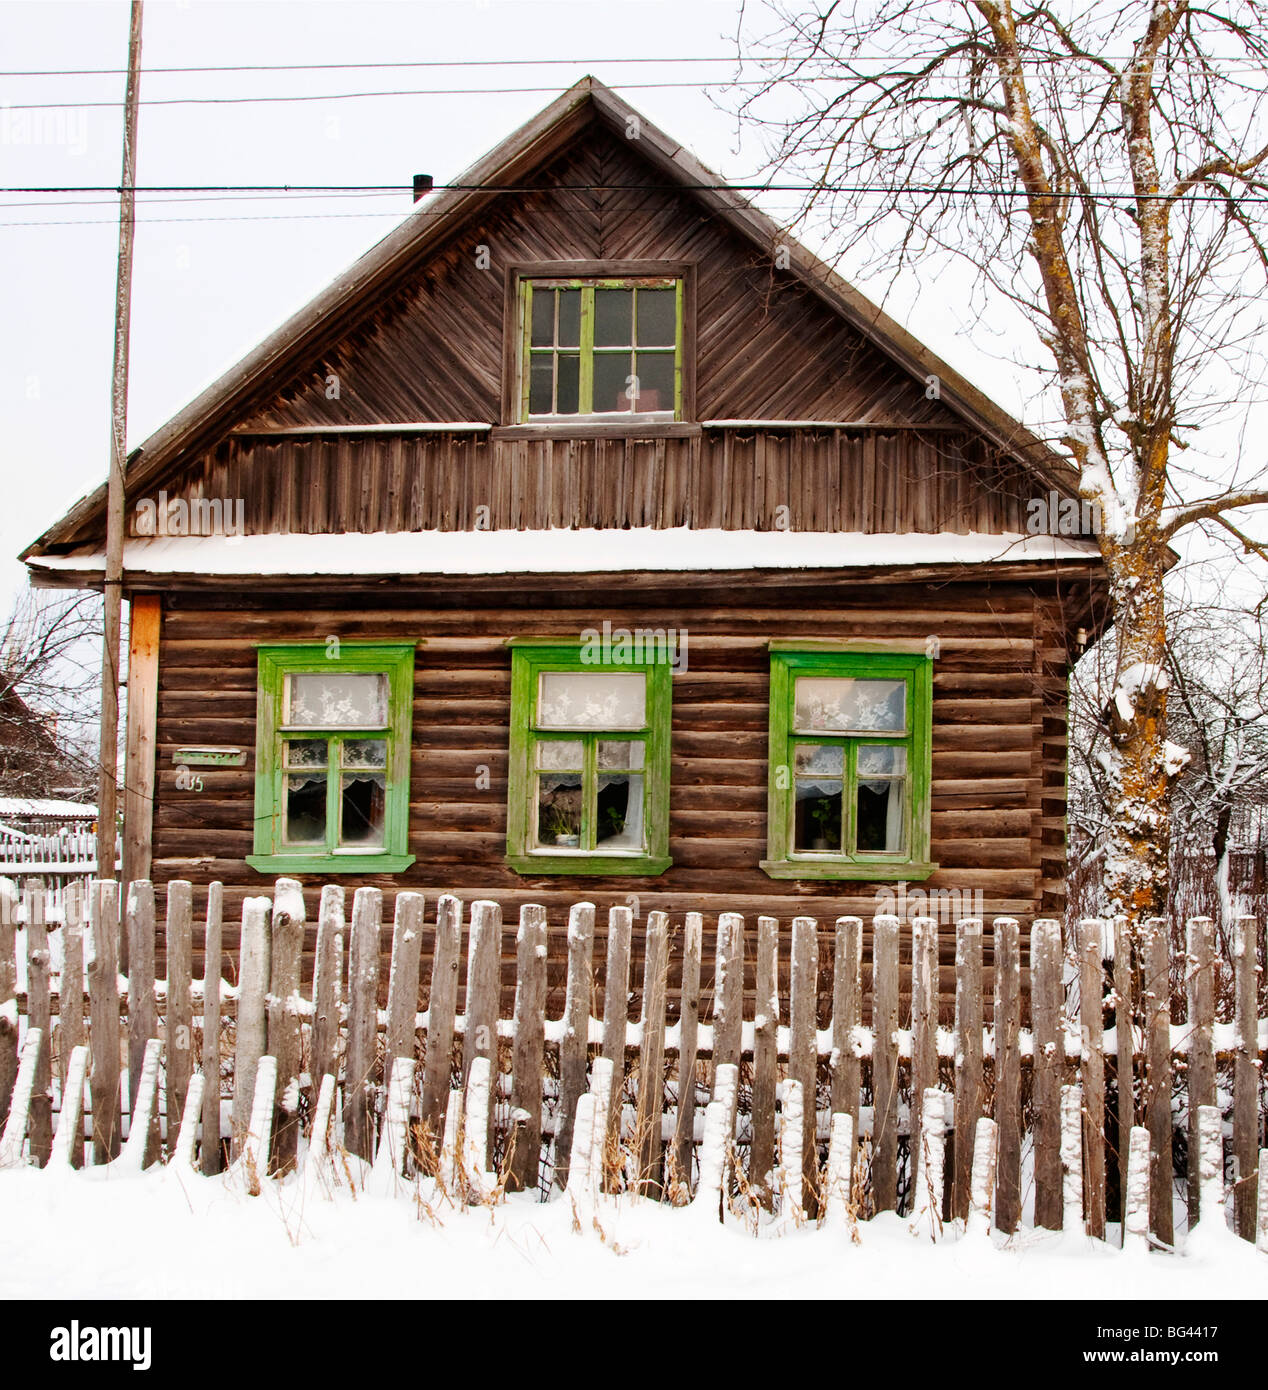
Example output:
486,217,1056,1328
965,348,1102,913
1,876,1266,1250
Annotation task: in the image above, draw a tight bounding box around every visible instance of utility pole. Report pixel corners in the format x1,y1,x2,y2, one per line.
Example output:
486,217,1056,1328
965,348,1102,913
96,0,144,900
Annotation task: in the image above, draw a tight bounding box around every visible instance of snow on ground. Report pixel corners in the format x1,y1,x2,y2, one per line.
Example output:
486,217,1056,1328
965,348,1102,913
1,1163,1262,1300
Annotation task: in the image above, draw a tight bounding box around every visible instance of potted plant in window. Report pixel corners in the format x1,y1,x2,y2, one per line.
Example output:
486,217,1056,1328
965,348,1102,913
807,796,838,851
544,803,581,847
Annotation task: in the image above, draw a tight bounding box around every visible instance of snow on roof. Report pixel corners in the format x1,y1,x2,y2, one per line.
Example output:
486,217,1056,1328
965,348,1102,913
0,797,96,818
31,529,1100,578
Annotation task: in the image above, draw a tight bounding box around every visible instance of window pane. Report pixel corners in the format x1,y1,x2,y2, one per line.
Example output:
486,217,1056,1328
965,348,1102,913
287,672,388,728
341,738,387,769
793,677,906,734
594,288,633,346
340,772,385,847
556,288,581,347
530,288,554,347
597,772,644,850
632,351,674,412
283,739,327,769
556,352,580,414
794,743,843,775
284,773,326,845
536,772,582,847
794,779,842,852
636,288,676,346
529,353,555,414
536,739,584,770
857,744,907,777
599,739,645,770
537,671,646,729
857,778,905,853
592,351,632,413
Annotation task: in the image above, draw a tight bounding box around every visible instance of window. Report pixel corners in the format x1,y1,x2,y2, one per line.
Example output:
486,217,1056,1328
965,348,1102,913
519,277,683,421
248,644,415,874
506,641,672,875
761,645,936,881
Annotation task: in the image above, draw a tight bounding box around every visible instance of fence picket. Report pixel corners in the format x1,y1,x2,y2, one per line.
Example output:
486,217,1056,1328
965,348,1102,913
266,879,304,1175
1078,918,1106,1240
909,915,938,1209
420,894,462,1142
165,881,194,1161
966,1116,998,1239
711,912,744,1084
0,1027,41,1167
993,917,1021,1233
871,915,899,1213
1113,915,1133,1236
462,900,502,1170
1184,915,1215,1226
1061,1083,1084,1236
508,903,546,1194
555,900,595,1190
345,887,383,1164
200,883,223,1177
600,905,632,1158
60,907,85,1168
49,1044,88,1168
1142,916,1173,1246
124,881,157,1127
831,916,863,1150
310,885,345,1108
230,896,270,1163
750,914,779,1206
26,913,52,1166
952,917,984,1222
0,881,17,1130
1031,919,1063,1229
636,910,669,1196
1234,915,1259,1241
790,915,820,1209
386,891,425,1072
673,910,703,1188
1123,1125,1151,1253
89,881,122,1162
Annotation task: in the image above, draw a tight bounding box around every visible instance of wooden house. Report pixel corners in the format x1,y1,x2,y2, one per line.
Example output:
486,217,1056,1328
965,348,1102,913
22,78,1106,968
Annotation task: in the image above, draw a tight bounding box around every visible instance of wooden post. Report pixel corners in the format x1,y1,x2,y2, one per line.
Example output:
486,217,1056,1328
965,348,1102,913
1031,918,1063,1229
966,1116,998,1239
1257,1149,1268,1254
231,896,270,1161
555,900,595,1189
420,894,462,1141
1184,915,1215,1226
1195,1103,1226,1236
992,917,1021,1233
693,1062,737,1219
1061,1082,1084,1236
789,915,820,1207
1113,915,1134,1234
265,879,304,1175
711,911,744,1084
173,1071,204,1171
636,910,669,1195
910,1088,948,1239
600,905,633,1156
165,880,194,1159
909,915,939,1211
871,915,900,1213
461,899,502,1169
0,1029,42,1168
0,882,18,1127
1233,915,1259,1241
822,1112,856,1230
673,910,703,1186
1123,1125,1151,1254
60,898,86,1168
508,903,547,1194
952,917,983,1222
124,880,156,1123
750,915,779,1205
311,885,345,1106
89,880,122,1162
1141,916,1173,1247
122,594,161,894
1077,918,1106,1240
25,911,52,1166
239,1054,277,1196
200,881,223,1176
50,1045,89,1169
117,1036,159,1171
345,886,382,1164
385,891,425,1071
831,916,863,1145
778,1078,805,1219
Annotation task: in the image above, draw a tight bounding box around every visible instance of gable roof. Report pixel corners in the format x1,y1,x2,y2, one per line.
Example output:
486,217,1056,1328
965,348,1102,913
23,76,1079,562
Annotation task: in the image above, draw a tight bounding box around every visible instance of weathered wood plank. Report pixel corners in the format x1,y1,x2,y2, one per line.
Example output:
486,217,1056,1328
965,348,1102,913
165,880,195,1160
60,904,85,1168
344,886,382,1164
600,904,633,1156
124,881,157,1125
1113,915,1133,1235
231,895,270,1161
508,903,547,1194
122,593,161,897
750,914,779,1206
711,912,744,1085
0,882,19,1130
1142,916,1173,1246
1031,918,1063,1230
871,915,899,1214
462,899,502,1169
952,916,983,1222
672,910,703,1188
1077,918,1107,1240
555,900,595,1190
25,913,51,1166
1234,915,1259,1240
831,916,863,1147
385,891,425,1068
635,910,669,1195
200,881,223,1175
909,915,938,1214
310,885,344,1110
1184,915,1215,1226
89,881,123,1162
266,879,305,1174
420,894,462,1141
993,916,1021,1233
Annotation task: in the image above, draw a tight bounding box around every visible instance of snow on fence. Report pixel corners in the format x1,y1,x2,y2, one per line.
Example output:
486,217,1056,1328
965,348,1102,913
0,827,118,879
0,878,1266,1250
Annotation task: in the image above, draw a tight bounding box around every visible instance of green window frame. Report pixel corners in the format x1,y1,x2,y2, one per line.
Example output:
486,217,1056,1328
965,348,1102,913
248,643,416,875
506,640,672,876
761,646,937,881
518,277,684,422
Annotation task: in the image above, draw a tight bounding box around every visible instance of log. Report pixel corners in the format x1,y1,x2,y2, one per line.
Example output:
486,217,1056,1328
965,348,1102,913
1113,915,1133,1234
831,916,863,1147
672,910,703,1187
420,894,462,1141
555,900,595,1189
1031,918,1063,1230
1184,915,1215,1226
711,911,744,1084
1141,916,1173,1246
600,905,632,1157
1233,915,1259,1241
462,899,502,1170
345,886,382,1164
750,914,779,1205
200,882,223,1176
89,881,122,1162
230,895,270,1162
871,915,899,1214
124,880,157,1125
165,880,194,1160
992,917,1021,1233
951,916,983,1222
385,891,425,1069
635,910,669,1195
1077,918,1106,1240
909,915,939,1213
508,903,546,1194
266,878,305,1175
310,885,345,1106
25,913,52,1166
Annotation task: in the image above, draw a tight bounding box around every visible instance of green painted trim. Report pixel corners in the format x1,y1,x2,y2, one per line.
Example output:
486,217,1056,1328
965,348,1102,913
768,638,936,655
252,642,415,872
507,643,672,877
763,648,934,881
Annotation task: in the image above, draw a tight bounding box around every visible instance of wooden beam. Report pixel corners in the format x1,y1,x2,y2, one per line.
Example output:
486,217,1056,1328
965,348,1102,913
122,593,161,889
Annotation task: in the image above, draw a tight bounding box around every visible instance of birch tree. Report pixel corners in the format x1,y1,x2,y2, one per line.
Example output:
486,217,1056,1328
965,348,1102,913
738,0,1268,930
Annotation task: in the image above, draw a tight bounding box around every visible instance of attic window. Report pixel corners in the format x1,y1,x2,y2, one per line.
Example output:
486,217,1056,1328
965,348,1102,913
519,277,683,422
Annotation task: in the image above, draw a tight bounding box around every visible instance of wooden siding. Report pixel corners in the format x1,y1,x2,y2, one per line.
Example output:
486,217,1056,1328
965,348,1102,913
148,578,1084,986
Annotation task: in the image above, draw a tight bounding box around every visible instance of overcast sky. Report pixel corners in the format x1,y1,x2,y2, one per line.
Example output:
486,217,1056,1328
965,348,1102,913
2,0,1263,614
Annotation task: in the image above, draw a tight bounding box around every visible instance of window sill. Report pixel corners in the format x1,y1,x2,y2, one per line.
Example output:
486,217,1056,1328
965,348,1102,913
493,421,700,441
506,852,672,877
247,852,417,875
760,859,938,882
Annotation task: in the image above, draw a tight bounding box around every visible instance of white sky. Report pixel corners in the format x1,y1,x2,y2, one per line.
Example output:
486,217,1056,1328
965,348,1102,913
1,0,1263,613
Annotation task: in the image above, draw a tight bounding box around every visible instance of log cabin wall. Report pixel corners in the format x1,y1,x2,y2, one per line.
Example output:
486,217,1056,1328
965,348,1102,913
149,574,1089,1007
